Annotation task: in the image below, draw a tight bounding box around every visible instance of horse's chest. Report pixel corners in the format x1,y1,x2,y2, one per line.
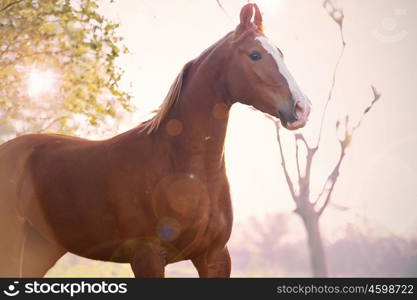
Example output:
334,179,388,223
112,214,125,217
164,205,230,262
172,190,231,259
141,170,232,260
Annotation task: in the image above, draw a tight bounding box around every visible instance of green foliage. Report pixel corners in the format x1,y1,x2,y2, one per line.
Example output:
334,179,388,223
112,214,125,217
0,0,131,136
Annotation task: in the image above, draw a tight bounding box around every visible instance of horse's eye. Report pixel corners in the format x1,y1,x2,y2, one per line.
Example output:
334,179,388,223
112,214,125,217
249,51,262,61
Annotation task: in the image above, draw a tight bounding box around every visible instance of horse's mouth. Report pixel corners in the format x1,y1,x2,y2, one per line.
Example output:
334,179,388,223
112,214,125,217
284,118,308,130
282,100,311,130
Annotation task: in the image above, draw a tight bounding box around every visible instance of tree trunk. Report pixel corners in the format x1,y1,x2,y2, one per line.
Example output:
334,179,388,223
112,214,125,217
297,207,328,277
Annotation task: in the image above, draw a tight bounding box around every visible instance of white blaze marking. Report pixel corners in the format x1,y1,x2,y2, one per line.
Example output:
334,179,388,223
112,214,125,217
255,36,309,105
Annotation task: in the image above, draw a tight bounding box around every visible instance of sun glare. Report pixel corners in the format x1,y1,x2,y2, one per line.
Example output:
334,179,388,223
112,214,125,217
27,68,59,98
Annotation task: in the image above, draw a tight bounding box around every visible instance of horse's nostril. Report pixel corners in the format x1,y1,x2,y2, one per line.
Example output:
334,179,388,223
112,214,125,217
294,101,305,120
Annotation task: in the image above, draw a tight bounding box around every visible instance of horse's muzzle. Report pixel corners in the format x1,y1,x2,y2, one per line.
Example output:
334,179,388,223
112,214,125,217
285,100,311,130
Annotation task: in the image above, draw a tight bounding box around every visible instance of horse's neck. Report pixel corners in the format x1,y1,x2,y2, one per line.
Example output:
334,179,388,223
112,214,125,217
164,64,230,173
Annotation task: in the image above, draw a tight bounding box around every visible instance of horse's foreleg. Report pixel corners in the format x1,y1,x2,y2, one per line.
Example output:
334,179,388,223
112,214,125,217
191,246,231,278
130,242,166,278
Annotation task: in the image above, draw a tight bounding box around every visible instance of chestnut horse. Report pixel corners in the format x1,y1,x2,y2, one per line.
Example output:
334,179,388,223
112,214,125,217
0,4,310,277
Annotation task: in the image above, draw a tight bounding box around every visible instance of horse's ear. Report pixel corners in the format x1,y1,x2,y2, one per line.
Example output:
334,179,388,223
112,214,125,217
239,3,254,27
253,3,263,30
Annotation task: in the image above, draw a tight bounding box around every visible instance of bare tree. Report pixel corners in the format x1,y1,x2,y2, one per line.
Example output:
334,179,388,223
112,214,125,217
267,0,381,277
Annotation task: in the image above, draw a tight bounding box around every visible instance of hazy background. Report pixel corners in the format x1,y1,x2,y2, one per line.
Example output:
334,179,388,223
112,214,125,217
44,0,417,277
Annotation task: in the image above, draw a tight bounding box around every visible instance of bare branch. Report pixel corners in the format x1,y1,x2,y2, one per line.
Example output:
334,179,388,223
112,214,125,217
351,85,381,133
323,0,345,45
316,46,345,147
0,0,23,13
295,136,302,179
0,34,21,61
317,144,345,216
295,133,317,191
268,1,381,219
316,0,346,147
315,142,346,215
295,133,311,150
216,0,225,11
0,44,12,60
315,86,381,214
216,0,232,22
273,121,298,201
38,116,69,133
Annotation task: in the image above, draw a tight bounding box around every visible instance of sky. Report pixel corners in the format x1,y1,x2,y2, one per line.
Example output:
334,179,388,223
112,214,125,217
92,0,417,239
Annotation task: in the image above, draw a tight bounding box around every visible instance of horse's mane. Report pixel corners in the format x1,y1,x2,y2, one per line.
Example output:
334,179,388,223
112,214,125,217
140,60,194,134
140,32,234,135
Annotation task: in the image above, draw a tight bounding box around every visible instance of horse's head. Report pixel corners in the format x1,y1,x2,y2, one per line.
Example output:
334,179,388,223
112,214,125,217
225,3,311,130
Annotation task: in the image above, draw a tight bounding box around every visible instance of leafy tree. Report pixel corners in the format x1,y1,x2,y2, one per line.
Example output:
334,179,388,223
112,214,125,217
0,0,131,137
